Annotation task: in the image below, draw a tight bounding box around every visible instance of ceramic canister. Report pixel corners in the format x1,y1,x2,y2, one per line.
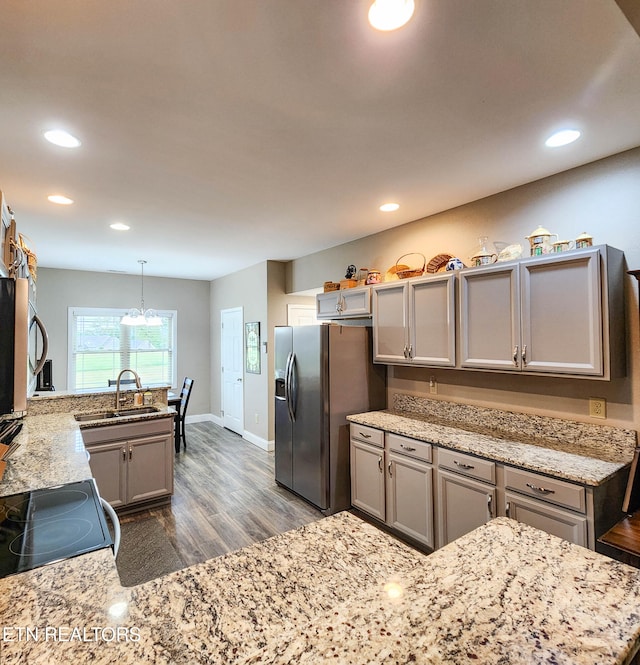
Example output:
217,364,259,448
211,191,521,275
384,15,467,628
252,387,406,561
366,270,381,284
552,240,575,253
575,232,593,249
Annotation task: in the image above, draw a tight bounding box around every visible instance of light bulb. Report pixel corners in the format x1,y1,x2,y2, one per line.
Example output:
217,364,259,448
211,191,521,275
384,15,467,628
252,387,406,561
368,0,415,31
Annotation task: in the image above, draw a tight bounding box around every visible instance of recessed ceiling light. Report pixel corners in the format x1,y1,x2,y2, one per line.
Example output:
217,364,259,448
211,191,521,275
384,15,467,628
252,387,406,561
47,194,74,205
545,129,581,148
43,129,82,148
110,222,130,231
380,202,400,212
368,0,415,31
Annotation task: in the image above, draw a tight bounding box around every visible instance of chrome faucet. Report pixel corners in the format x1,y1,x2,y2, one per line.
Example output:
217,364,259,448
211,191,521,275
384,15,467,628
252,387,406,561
115,368,142,413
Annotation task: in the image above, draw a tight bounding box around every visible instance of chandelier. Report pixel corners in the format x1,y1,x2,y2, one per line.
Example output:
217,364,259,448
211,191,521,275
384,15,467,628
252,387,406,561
120,260,162,326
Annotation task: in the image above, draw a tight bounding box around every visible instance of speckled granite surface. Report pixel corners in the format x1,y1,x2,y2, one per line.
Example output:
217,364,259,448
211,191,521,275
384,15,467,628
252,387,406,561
2,513,640,664
26,386,169,416
0,404,173,496
348,395,637,486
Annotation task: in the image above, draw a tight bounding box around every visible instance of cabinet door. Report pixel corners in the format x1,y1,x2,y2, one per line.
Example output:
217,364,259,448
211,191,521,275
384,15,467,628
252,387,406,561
505,491,588,547
437,469,496,547
127,433,174,504
372,282,408,364
409,274,456,366
520,249,603,375
87,442,127,508
350,439,385,520
316,291,341,319
387,451,434,548
459,264,520,370
341,287,371,318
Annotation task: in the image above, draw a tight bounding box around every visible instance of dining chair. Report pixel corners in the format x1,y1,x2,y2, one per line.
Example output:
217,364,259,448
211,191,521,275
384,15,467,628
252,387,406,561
173,377,194,453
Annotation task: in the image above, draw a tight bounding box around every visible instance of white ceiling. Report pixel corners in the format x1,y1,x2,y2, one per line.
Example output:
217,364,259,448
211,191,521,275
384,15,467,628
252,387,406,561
1,0,639,281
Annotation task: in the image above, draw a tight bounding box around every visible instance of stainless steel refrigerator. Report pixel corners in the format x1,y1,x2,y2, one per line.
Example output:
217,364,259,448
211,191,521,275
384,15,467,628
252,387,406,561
274,324,386,514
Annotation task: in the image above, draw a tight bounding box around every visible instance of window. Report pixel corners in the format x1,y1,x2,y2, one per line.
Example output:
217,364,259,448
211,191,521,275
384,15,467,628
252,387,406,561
68,307,177,390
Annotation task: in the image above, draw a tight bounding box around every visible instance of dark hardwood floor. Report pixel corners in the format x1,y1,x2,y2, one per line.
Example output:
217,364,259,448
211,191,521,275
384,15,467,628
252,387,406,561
119,421,324,568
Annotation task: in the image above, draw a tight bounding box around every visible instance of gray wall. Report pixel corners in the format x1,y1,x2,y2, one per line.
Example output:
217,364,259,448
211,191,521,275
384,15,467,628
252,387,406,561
286,148,640,433
209,260,314,444
35,268,211,416
32,147,640,439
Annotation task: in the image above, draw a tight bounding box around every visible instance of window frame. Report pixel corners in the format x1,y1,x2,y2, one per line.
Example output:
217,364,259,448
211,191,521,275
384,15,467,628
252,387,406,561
67,306,178,391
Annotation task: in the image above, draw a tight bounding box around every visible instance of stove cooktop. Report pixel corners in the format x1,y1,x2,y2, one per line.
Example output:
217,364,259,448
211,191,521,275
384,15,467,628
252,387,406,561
0,478,113,578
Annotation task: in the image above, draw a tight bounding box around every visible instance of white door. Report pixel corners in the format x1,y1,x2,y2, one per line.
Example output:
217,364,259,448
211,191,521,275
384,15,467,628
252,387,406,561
287,304,318,326
221,307,244,435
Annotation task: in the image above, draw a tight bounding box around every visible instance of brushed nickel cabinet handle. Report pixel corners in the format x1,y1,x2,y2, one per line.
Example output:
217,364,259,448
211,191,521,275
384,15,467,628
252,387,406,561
129,446,133,461
359,431,372,439
522,344,527,365
378,456,383,472
400,443,416,451
487,494,493,519
407,344,413,358
454,460,474,470
526,482,555,495
122,448,126,462
513,346,519,366
388,461,393,477
505,501,511,518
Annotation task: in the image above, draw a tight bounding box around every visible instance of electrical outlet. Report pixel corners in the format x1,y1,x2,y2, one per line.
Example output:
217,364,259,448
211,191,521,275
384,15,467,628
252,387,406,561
254,413,260,424
429,376,437,395
589,398,606,419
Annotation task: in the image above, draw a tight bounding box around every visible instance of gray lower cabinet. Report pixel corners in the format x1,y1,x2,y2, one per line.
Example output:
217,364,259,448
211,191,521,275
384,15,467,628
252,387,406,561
350,424,385,520
350,422,624,551
82,417,174,510
504,491,588,547
386,435,434,549
503,466,588,547
437,468,497,547
350,438,386,520
350,425,434,548
86,441,127,508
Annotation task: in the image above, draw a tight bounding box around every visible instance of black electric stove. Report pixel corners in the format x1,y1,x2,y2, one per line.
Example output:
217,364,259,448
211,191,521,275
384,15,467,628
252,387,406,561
0,478,113,578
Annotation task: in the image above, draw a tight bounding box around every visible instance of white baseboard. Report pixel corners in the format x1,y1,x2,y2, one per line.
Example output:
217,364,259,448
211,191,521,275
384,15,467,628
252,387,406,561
185,413,218,425
184,414,273,452
243,430,274,452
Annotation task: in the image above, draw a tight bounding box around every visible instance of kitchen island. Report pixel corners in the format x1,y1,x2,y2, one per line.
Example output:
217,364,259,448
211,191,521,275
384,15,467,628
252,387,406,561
2,399,640,663
2,511,640,664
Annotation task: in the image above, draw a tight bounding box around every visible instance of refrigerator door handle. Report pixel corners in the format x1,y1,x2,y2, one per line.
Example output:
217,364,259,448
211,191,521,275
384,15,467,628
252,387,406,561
284,352,295,422
288,353,297,422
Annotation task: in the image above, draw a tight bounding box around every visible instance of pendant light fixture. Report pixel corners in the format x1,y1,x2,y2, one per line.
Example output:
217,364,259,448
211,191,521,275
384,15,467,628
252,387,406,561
121,260,162,326
368,0,415,31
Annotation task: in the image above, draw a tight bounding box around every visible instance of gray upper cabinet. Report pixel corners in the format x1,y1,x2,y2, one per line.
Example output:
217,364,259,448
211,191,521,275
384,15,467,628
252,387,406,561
372,273,456,366
458,246,624,379
459,263,520,372
316,286,371,320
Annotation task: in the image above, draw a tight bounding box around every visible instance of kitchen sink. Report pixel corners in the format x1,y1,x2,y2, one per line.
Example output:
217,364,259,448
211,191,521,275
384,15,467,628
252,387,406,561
74,406,161,422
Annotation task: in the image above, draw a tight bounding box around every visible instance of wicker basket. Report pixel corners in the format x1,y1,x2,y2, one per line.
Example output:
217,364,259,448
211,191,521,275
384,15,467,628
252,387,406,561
393,253,426,279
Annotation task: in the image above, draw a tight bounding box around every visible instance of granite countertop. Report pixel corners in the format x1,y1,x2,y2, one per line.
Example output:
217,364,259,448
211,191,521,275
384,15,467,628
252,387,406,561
0,405,174,496
348,409,634,486
2,398,640,663
2,512,640,664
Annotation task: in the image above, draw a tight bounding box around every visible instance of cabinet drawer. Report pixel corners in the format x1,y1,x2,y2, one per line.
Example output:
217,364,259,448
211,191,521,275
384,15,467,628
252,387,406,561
437,448,495,484
387,433,432,463
504,467,586,513
350,423,384,448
